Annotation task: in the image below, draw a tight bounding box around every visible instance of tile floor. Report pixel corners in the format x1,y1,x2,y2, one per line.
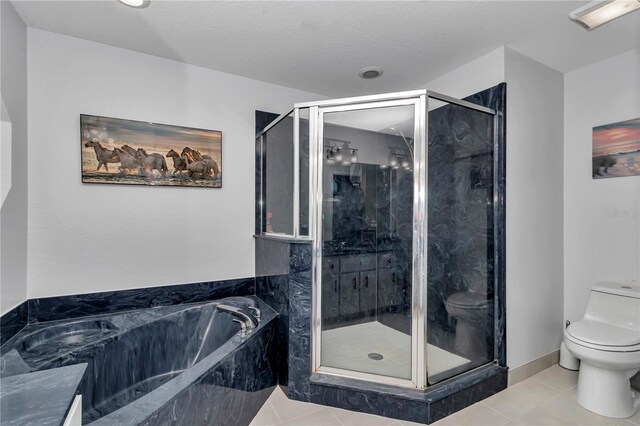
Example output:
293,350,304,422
321,321,470,379
250,365,640,426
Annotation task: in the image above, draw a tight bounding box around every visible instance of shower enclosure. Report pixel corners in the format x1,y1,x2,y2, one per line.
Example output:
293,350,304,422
256,88,505,391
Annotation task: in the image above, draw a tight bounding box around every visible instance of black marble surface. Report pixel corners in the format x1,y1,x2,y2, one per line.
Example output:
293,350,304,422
27,277,255,323
310,364,507,424
135,320,277,426
427,366,508,423
95,299,278,426
0,363,86,426
462,82,507,367
255,236,291,392
2,296,274,425
287,243,313,402
1,301,28,346
255,235,313,403
311,374,427,423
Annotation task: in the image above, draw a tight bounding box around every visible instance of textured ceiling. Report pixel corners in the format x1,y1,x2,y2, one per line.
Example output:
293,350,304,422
11,0,640,97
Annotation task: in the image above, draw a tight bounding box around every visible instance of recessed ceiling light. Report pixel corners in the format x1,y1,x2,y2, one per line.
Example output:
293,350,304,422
118,0,150,8
359,67,383,79
569,0,640,30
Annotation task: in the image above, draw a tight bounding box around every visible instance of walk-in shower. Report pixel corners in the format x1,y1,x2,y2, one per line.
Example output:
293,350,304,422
256,88,505,395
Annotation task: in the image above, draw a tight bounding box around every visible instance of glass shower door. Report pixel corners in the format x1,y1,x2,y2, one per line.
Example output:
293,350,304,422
314,99,424,386
426,96,496,385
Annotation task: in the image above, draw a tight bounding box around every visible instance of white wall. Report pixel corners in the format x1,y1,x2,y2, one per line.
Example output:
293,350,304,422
27,29,322,298
563,49,640,324
421,47,505,98
505,48,565,368
0,1,29,315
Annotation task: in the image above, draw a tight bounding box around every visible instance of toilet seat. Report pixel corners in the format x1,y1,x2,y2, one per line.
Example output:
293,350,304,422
565,321,640,352
446,292,488,310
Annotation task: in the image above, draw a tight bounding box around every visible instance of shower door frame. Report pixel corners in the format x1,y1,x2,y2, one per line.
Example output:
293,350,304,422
300,89,499,390
307,91,428,388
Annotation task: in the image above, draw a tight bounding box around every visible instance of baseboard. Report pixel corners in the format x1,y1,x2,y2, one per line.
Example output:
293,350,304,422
508,349,560,387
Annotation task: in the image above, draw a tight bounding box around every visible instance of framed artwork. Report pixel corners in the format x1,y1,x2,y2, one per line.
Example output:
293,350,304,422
592,118,640,179
81,114,222,188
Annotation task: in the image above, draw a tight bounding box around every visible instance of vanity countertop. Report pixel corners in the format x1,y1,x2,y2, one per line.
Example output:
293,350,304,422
0,363,86,426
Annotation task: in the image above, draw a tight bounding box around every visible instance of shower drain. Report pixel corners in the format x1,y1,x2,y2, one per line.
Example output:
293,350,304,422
368,353,384,361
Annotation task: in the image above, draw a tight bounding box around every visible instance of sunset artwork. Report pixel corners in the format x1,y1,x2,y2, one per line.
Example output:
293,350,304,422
592,118,640,179
81,115,222,188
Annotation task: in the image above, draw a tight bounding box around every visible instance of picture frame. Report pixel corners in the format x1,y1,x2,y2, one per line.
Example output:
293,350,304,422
592,118,640,179
81,114,222,188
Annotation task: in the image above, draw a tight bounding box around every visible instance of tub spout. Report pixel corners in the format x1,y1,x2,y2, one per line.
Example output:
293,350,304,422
216,304,258,329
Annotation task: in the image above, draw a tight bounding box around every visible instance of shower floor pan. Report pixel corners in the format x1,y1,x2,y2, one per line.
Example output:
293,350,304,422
321,321,470,380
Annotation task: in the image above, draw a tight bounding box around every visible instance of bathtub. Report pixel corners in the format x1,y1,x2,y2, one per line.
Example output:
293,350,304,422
0,296,278,425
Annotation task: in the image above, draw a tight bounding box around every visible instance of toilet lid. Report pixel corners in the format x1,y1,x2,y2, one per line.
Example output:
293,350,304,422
447,292,489,309
567,320,640,347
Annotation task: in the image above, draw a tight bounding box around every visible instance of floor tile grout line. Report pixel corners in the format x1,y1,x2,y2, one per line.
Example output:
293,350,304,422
326,407,345,425
535,386,616,426
267,400,283,425
271,401,327,424
479,401,516,421
529,375,577,393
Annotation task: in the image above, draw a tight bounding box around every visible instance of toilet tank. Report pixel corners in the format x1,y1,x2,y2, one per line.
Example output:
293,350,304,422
584,281,640,330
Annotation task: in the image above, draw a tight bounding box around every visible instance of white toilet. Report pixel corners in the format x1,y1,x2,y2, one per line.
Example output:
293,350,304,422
445,291,488,359
564,281,640,418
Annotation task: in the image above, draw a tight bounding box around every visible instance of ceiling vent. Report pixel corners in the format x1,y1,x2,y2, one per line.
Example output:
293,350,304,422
359,67,384,79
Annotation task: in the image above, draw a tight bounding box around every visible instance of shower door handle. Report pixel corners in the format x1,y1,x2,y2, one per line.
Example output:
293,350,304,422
352,277,357,290
364,276,369,288
334,279,338,293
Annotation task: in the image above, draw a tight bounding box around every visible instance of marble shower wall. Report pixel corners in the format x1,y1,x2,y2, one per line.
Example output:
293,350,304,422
426,83,507,375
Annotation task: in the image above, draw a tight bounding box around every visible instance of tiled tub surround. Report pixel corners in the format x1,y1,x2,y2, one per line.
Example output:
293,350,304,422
1,296,277,425
0,301,28,346
27,277,255,323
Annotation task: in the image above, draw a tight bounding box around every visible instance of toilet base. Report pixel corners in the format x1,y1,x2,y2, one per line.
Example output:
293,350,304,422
576,362,640,418
454,319,487,359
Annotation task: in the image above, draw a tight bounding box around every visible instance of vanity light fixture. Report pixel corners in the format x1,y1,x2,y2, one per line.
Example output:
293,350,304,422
118,0,150,8
387,148,412,170
569,0,640,30
324,139,358,166
389,155,398,168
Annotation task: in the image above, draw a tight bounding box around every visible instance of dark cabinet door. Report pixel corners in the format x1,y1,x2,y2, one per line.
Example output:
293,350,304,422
339,272,360,316
322,272,340,322
323,257,340,275
359,270,377,318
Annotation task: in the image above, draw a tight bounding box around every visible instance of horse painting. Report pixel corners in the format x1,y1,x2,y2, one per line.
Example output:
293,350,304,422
81,114,222,188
